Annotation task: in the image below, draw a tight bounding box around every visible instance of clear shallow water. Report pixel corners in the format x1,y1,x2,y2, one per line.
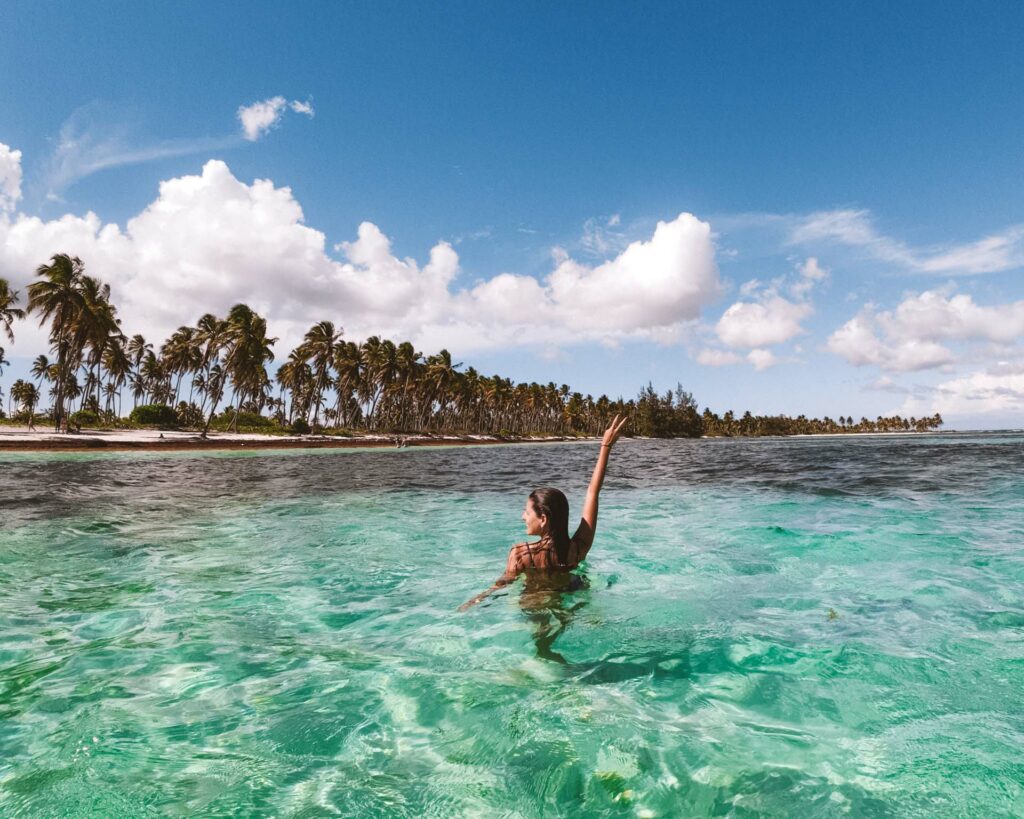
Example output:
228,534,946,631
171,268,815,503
1,434,1023,817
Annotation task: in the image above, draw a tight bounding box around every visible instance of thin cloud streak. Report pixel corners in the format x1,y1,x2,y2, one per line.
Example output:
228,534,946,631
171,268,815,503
47,136,240,198
42,104,241,199
41,94,314,200
790,209,1024,275
712,209,1024,276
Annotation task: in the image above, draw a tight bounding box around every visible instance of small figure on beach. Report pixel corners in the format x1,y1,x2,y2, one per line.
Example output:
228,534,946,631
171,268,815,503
459,414,628,611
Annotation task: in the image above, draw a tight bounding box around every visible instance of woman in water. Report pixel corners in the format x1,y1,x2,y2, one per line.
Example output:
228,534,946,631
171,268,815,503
459,414,628,611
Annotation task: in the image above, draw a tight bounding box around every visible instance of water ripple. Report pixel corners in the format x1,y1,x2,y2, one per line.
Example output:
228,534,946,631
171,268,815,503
2,433,1023,816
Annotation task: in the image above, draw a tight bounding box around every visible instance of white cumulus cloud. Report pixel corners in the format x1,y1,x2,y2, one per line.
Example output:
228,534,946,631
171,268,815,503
790,256,828,298
880,289,1024,344
826,312,954,372
827,288,1024,372
549,213,720,332
798,256,827,281
238,96,316,141
238,97,288,141
899,367,1024,421
0,154,722,360
746,348,778,370
715,296,812,348
0,144,22,212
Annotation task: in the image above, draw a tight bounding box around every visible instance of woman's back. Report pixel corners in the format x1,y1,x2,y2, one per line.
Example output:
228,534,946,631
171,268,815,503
514,538,589,592
459,415,626,611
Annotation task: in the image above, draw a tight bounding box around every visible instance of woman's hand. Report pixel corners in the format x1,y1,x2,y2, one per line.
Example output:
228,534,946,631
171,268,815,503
602,414,628,448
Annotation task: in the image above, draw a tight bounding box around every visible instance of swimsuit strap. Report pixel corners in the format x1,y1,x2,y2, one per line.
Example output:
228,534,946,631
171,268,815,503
523,541,538,570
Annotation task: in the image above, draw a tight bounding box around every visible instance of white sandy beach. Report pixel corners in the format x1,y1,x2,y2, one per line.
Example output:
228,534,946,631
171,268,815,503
0,425,582,451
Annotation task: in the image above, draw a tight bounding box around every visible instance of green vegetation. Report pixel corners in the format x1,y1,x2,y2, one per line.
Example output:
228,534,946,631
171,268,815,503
632,383,703,438
0,256,944,439
129,404,179,427
68,409,101,428
700,409,943,436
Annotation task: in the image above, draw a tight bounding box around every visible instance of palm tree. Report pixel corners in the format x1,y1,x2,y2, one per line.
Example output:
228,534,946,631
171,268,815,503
161,326,199,405
332,340,361,427
101,341,130,418
199,363,227,437
422,349,459,430
21,259,119,426
297,320,341,429
219,304,276,433
357,336,388,427
8,377,22,417
0,278,25,344
10,379,39,427
192,314,231,437
30,354,50,393
26,254,88,431
126,334,151,369
71,275,121,412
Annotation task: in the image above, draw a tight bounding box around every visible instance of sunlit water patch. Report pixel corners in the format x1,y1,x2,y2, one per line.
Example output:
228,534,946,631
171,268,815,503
2,434,1023,816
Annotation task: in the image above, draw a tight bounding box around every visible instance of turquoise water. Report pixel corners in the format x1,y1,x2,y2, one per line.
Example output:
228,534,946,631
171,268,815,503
2,435,1023,817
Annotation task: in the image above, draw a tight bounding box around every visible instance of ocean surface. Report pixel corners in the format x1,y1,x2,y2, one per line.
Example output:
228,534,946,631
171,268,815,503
1,433,1023,817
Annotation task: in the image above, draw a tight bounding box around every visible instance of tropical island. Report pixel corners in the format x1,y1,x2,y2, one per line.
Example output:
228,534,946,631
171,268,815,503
0,254,943,448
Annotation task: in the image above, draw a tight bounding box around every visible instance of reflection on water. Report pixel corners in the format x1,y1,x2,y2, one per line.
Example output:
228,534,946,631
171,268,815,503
518,578,697,687
519,578,591,665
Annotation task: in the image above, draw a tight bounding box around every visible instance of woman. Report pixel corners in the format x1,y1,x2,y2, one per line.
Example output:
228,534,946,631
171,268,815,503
459,414,628,611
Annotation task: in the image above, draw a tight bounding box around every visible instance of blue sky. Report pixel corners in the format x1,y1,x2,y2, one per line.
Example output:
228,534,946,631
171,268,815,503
1,1,1023,427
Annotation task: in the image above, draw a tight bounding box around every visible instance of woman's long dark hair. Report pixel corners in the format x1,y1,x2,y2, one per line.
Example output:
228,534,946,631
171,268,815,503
529,487,572,565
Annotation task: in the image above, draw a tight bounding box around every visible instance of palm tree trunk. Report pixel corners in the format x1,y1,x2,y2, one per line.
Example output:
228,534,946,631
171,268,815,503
54,339,67,432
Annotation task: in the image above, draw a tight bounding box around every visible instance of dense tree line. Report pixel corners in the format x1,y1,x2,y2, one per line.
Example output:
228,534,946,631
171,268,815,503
0,255,943,438
700,409,943,436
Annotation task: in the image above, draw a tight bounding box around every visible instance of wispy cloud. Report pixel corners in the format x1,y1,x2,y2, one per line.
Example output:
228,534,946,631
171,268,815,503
578,214,629,257
790,209,1024,275
39,97,316,200
452,227,493,245
41,103,237,200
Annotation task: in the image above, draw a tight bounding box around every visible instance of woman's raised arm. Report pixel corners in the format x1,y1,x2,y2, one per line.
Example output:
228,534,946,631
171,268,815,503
573,414,628,552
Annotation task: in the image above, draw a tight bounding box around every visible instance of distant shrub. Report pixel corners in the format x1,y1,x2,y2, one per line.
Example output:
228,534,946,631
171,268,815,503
175,402,203,427
69,409,102,428
130,404,178,427
290,418,311,435
233,411,275,428
209,410,276,431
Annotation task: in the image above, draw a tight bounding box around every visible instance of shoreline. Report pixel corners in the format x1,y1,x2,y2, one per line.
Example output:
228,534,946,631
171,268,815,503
0,426,587,453
0,426,997,454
